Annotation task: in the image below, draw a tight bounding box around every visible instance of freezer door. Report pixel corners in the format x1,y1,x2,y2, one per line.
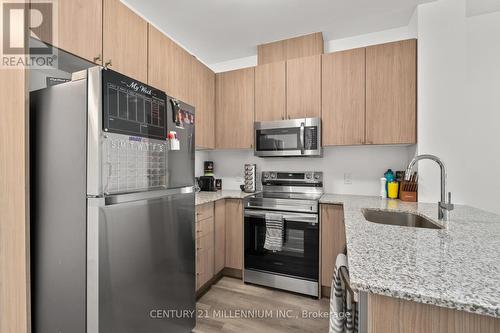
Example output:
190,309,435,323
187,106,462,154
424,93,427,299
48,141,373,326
87,188,195,333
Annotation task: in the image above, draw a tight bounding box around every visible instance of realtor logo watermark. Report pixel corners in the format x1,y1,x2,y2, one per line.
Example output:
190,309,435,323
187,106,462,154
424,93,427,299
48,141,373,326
1,0,58,68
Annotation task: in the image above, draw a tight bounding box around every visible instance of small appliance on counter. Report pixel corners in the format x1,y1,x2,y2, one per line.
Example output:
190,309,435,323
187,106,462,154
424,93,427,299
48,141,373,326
198,176,216,192
204,161,214,176
243,164,257,193
215,178,222,191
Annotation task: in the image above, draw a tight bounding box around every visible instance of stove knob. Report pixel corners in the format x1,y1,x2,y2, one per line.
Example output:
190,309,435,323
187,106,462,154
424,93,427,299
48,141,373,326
314,174,320,180
270,173,277,179
306,173,312,179
263,173,269,179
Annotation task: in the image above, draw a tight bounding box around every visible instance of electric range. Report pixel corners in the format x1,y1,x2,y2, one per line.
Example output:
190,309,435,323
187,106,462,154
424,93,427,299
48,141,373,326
243,171,323,297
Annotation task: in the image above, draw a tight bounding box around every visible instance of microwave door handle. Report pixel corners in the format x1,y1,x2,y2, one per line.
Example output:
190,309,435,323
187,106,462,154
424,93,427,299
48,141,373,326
300,122,305,154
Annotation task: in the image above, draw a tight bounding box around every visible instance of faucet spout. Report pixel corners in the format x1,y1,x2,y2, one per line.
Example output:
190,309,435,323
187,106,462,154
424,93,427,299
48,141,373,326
405,154,454,220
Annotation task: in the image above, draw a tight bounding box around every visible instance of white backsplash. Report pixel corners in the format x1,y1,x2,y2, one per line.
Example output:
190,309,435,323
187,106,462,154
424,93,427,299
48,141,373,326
196,145,416,195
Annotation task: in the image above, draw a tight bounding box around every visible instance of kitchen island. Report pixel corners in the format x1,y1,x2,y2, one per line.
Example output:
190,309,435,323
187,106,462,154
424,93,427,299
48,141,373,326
320,194,500,332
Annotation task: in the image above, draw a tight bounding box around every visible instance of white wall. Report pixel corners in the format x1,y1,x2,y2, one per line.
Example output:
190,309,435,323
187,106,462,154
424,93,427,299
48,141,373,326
196,146,414,195
415,0,467,205
325,26,416,53
415,0,500,214
463,11,500,213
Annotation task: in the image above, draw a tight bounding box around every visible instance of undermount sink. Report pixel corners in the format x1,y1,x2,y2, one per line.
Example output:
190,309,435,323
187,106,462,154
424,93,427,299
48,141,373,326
362,209,443,229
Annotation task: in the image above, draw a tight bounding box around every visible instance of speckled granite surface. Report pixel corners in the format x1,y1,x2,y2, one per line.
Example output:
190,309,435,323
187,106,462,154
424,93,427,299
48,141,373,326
320,194,500,318
195,190,255,205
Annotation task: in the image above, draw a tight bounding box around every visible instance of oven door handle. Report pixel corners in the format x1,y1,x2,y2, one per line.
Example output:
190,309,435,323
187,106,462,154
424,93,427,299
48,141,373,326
244,210,318,224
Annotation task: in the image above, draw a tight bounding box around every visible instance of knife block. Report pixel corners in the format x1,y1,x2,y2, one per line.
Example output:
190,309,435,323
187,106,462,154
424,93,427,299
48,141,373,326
400,181,418,202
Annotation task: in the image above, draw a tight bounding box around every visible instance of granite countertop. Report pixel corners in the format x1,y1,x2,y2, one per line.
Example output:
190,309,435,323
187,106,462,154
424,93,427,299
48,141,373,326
319,194,500,318
195,190,255,205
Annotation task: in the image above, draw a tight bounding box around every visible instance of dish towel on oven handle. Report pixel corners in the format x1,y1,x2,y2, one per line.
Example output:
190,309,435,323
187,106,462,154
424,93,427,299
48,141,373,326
263,213,284,252
329,253,357,333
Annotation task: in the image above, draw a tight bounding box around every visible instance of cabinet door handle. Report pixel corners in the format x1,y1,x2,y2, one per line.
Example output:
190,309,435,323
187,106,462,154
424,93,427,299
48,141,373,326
93,54,101,63
104,59,112,69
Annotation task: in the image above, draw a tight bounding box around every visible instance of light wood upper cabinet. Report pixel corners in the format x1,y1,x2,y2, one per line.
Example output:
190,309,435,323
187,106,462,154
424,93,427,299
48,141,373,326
148,25,194,101
148,26,172,91
284,32,324,61
214,200,226,274
193,59,215,149
366,39,417,144
224,199,243,270
258,32,323,65
286,55,321,119
52,0,103,64
255,61,286,122
149,26,213,149
322,48,366,146
215,68,255,149
103,0,148,82
257,40,286,65
320,204,346,288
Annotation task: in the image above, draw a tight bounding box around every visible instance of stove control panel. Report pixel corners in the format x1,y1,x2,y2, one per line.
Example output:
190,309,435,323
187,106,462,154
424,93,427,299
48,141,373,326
261,171,323,185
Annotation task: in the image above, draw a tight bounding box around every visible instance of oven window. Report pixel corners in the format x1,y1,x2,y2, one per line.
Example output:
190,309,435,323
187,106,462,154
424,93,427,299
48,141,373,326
256,128,300,151
244,216,319,280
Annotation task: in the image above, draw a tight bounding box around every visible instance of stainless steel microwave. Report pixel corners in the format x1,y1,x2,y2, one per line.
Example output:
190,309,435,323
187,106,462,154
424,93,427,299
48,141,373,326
254,118,321,157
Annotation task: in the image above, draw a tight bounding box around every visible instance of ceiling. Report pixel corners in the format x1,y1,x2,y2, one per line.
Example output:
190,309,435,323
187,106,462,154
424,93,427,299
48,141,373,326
123,0,433,65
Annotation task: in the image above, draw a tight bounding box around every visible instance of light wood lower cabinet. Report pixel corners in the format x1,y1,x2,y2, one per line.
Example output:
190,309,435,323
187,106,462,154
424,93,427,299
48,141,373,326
214,200,226,274
195,203,214,290
320,204,346,288
368,294,500,333
224,199,244,270
103,0,148,82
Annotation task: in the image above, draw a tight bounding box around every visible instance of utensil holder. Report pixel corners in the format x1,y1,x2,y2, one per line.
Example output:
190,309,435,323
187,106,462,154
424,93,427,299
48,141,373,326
400,180,418,202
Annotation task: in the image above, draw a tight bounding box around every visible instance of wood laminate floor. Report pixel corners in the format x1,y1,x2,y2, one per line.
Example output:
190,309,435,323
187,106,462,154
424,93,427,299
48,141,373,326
194,277,329,333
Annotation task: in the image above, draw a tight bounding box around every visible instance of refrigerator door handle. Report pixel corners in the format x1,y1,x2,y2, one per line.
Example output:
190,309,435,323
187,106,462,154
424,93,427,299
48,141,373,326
104,186,194,205
87,197,104,333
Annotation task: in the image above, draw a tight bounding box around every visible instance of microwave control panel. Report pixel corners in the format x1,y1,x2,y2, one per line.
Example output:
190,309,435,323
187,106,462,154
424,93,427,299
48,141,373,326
304,126,318,150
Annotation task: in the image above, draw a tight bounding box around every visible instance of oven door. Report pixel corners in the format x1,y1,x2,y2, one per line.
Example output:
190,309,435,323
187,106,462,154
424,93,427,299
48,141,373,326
254,118,321,157
244,209,319,281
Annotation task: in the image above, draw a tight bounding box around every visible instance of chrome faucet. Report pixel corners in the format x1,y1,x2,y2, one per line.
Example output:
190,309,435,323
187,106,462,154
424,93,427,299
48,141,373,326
405,154,454,220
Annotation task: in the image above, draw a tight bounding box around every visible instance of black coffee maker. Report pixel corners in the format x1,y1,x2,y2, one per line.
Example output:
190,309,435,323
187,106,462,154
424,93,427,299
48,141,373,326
198,176,216,192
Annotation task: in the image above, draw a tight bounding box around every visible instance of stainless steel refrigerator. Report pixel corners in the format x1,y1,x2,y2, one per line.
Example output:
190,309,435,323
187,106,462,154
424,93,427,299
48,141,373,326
30,66,196,332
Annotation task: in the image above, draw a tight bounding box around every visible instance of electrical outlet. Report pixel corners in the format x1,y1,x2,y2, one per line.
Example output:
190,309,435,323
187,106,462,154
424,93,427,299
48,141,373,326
344,173,352,185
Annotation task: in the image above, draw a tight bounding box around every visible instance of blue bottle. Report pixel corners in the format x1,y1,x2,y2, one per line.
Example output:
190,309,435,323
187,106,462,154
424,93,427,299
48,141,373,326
384,169,395,197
